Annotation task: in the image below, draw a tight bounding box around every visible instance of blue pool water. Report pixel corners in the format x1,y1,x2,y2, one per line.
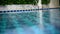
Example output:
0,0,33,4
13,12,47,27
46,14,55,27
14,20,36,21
0,8,60,34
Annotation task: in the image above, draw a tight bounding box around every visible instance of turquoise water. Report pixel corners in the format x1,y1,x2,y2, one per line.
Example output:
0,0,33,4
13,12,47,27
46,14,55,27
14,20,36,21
0,11,40,34
0,8,60,34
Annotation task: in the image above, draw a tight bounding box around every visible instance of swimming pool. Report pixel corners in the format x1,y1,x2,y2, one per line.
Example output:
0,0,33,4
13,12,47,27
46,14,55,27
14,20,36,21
0,8,60,34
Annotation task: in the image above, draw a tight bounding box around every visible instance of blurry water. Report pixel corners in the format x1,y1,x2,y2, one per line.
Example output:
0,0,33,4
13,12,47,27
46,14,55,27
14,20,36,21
0,11,41,34
0,8,60,34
